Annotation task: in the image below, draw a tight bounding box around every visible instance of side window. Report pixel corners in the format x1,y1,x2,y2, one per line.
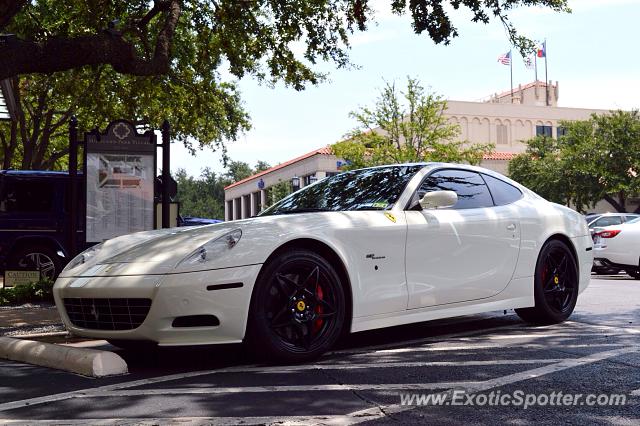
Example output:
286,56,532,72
593,216,622,227
419,170,494,209
0,180,54,213
624,215,639,223
482,174,523,206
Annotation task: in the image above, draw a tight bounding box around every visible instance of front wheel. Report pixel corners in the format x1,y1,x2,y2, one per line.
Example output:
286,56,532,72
246,249,346,363
516,240,579,324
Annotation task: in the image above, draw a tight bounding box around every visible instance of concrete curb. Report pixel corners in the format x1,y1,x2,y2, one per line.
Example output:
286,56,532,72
0,336,128,377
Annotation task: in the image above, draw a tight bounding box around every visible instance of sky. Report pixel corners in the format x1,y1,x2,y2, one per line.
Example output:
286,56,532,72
169,0,640,178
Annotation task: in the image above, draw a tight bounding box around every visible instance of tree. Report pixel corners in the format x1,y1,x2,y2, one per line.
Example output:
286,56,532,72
508,111,640,213
0,1,569,170
332,77,494,169
267,180,293,208
224,161,254,183
174,167,227,219
0,1,570,80
0,64,249,169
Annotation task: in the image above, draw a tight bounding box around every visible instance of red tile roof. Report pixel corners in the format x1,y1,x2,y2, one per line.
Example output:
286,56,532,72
224,147,517,190
494,80,552,100
482,152,517,160
224,146,335,190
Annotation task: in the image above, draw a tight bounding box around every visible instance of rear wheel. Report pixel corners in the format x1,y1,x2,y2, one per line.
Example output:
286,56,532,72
628,270,640,280
516,240,579,324
247,249,346,363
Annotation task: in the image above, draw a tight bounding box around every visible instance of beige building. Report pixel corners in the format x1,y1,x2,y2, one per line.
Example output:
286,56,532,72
224,81,614,220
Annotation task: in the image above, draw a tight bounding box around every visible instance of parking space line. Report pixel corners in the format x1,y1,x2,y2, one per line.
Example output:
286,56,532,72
99,382,482,396
0,414,386,425
12,346,631,426
565,321,640,335
0,359,561,412
371,342,628,355
344,345,640,424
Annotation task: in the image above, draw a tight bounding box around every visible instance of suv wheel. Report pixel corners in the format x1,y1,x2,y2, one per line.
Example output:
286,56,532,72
10,245,62,281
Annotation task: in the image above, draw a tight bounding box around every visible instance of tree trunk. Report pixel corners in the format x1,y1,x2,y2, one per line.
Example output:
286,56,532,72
603,194,625,213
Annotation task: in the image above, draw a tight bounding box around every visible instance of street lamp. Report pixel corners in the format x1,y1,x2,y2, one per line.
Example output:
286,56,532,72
291,176,300,191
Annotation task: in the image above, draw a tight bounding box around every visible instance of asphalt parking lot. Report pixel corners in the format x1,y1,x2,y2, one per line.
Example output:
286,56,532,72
0,275,638,425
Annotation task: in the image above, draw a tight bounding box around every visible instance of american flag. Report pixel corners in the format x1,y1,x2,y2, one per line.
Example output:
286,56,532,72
497,51,511,65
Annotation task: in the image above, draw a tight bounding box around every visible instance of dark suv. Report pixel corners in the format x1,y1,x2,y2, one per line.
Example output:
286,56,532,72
0,170,87,280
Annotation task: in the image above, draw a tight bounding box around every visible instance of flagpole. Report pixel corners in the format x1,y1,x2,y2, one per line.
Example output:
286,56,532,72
510,49,513,103
544,39,549,106
534,52,538,82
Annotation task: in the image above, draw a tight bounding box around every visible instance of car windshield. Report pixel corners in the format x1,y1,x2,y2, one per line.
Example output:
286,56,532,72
259,165,424,216
627,217,640,224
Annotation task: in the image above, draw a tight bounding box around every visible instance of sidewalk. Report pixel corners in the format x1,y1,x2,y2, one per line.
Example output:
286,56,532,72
0,304,65,337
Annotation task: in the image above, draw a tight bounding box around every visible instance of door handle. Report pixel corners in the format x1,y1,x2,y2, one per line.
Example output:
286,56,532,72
506,223,516,231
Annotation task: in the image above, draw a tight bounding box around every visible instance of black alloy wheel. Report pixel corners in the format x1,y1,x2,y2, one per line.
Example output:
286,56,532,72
247,249,346,363
516,240,579,324
11,245,62,281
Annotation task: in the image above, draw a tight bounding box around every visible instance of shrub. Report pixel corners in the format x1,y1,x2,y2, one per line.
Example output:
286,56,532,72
0,279,54,306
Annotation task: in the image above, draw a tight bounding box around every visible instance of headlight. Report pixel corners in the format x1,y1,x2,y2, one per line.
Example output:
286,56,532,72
176,229,242,268
63,243,104,273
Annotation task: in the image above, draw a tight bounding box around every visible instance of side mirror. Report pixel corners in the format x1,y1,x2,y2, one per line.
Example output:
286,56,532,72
419,190,458,209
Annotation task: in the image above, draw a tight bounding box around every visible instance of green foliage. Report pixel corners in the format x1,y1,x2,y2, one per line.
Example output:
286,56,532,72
174,168,227,220
224,161,254,183
332,77,494,169
175,160,274,218
0,279,54,306
508,111,640,213
1,1,569,171
267,180,293,208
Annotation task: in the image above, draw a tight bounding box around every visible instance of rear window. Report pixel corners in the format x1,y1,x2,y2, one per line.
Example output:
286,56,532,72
0,179,54,213
592,216,623,227
482,174,523,206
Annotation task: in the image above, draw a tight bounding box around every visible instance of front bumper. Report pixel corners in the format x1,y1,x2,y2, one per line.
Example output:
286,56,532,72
53,264,262,346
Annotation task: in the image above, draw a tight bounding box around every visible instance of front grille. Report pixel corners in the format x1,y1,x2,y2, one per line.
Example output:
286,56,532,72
63,298,152,330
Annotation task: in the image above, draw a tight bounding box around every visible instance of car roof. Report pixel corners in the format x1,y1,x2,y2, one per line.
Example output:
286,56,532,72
0,170,78,178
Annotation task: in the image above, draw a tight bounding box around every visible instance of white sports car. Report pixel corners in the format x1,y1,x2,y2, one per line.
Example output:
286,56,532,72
54,163,593,362
593,217,640,279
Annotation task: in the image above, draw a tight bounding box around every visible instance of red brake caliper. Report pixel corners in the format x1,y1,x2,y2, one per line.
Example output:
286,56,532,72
313,284,324,333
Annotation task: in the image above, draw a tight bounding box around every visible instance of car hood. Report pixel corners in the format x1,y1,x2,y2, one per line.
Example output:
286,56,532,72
60,221,245,277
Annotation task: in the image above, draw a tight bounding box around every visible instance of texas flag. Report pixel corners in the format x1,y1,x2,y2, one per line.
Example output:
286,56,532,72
537,42,546,58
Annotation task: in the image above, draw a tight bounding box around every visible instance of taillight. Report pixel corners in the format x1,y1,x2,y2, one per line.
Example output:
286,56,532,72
596,229,621,238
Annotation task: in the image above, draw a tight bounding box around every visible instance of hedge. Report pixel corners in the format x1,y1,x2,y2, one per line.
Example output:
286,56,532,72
0,280,54,306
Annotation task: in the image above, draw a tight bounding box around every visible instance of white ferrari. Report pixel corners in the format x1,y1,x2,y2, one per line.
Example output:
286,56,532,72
54,163,593,362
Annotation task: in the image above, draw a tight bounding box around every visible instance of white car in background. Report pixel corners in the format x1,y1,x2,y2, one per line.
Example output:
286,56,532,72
53,163,593,362
593,217,640,279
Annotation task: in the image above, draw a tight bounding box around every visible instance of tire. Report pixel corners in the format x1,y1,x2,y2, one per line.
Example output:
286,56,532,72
628,270,640,280
9,245,62,281
515,240,579,325
246,249,346,363
107,339,157,351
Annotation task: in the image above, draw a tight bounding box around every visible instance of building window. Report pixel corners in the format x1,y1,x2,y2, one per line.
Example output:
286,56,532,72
536,125,552,137
557,126,567,137
496,124,509,145
303,175,317,186
325,172,338,178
